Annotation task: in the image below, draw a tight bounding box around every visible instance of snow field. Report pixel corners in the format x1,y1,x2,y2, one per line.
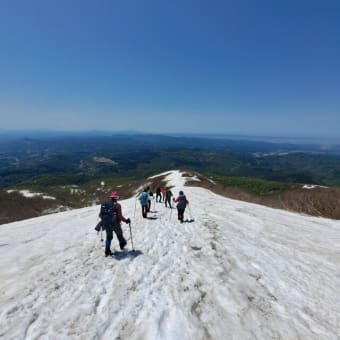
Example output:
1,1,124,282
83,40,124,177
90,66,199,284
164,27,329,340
0,170,339,339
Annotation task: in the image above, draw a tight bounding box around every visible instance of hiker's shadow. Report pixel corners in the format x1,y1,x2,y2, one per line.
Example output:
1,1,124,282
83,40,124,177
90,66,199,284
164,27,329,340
113,249,143,260
183,219,195,223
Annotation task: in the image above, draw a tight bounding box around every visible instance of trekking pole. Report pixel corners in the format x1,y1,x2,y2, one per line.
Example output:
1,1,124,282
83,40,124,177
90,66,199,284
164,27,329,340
188,205,193,221
134,196,137,219
128,222,135,251
95,217,104,243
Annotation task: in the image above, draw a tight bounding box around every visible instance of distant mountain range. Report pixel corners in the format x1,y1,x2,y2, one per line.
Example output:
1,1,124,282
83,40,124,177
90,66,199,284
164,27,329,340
1,130,340,154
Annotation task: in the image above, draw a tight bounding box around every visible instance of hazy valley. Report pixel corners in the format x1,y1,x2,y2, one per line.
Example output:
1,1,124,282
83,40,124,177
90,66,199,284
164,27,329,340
1,133,340,224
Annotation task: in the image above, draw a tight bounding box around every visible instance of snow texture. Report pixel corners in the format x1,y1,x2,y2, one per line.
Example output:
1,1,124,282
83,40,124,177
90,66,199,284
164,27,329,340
0,170,339,339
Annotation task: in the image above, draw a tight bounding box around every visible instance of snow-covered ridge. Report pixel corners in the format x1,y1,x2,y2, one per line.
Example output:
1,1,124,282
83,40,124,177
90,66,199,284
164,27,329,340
0,170,339,339
148,169,199,189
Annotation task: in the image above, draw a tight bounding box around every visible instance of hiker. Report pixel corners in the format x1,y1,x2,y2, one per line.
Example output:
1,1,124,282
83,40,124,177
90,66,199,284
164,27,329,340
156,186,162,202
139,188,149,218
165,187,173,208
173,190,189,223
99,191,130,257
161,186,166,202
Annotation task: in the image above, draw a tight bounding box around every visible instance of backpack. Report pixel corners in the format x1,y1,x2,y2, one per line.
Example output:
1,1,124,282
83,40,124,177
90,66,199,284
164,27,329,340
177,195,187,209
140,192,148,206
100,200,118,226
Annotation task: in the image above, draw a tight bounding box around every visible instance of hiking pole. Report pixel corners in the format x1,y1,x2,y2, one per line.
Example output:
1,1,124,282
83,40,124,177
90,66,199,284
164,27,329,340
188,205,193,221
95,217,104,243
128,222,135,251
134,196,137,219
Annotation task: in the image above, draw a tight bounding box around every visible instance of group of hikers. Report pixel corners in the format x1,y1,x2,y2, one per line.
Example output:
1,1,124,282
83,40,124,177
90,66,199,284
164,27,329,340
155,186,170,204
138,185,189,222
139,185,177,217
97,184,189,256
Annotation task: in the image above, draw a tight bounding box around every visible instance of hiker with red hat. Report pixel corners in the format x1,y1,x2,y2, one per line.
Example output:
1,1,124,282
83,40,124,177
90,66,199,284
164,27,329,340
99,191,131,257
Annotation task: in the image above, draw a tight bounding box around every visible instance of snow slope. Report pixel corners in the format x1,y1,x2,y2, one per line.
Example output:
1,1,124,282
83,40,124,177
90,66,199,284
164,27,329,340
0,170,339,339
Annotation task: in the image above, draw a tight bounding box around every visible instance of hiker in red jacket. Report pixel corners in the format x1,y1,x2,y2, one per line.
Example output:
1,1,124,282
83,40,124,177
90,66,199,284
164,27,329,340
173,190,189,223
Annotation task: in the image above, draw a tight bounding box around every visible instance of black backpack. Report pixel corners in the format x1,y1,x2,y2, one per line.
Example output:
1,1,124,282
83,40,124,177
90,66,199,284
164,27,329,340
177,195,187,209
100,200,118,226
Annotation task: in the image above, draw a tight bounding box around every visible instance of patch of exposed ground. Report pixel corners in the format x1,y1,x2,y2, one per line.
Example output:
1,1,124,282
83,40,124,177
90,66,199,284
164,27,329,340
1,175,173,224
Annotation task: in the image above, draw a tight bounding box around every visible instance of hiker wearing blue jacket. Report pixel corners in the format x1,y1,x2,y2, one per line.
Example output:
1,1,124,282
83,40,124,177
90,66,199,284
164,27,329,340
139,188,149,218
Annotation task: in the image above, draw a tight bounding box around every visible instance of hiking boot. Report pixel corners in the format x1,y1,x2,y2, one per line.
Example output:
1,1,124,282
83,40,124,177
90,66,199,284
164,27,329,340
105,250,113,257
120,239,127,250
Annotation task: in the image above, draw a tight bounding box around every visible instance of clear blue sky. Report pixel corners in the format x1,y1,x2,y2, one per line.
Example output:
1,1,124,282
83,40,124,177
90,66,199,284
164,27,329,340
0,0,339,137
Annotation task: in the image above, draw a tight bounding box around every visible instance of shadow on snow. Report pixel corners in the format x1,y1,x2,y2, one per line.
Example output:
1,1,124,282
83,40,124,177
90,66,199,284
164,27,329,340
112,249,143,260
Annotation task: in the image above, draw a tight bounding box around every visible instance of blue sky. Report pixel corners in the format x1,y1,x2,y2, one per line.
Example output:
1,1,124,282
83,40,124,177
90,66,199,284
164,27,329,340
0,0,339,137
